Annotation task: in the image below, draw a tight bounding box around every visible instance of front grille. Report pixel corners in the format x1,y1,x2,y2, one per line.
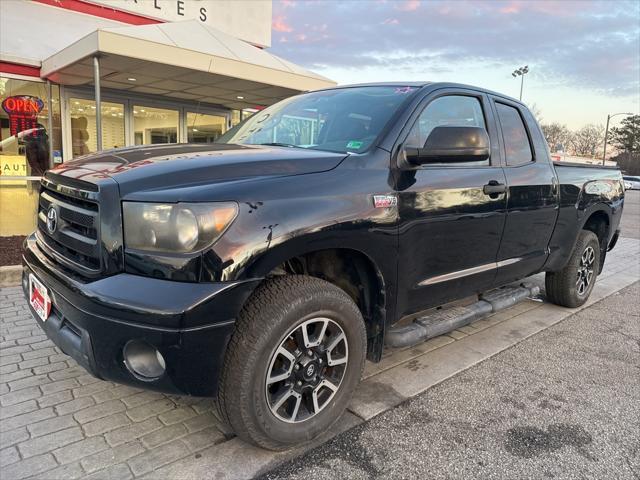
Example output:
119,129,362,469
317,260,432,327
37,177,101,275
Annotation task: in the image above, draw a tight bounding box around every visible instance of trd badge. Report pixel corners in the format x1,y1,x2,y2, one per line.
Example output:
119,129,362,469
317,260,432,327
373,195,398,208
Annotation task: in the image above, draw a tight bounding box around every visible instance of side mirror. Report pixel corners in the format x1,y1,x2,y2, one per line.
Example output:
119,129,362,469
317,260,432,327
404,126,490,165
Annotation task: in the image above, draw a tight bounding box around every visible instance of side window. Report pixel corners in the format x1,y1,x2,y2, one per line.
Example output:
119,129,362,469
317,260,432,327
406,95,488,165
495,102,533,166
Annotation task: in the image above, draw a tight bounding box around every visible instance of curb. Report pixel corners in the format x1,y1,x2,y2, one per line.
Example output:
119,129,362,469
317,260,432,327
0,265,22,288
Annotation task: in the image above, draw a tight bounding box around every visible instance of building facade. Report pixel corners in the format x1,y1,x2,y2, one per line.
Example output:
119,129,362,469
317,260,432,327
0,0,334,262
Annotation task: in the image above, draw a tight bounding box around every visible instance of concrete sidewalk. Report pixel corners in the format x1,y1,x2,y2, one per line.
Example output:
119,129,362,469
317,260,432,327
261,281,640,480
0,237,638,479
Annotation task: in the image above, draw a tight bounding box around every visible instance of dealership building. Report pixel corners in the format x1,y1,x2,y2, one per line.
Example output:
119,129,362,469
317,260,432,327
0,0,334,259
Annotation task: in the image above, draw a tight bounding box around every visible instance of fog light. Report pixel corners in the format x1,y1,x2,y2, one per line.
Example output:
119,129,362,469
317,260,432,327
123,340,166,380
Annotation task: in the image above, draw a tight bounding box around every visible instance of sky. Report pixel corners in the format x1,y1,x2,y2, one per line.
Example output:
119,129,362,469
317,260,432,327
268,0,640,130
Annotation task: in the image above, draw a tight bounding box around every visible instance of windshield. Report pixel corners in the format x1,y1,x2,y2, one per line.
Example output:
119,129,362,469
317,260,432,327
216,86,419,153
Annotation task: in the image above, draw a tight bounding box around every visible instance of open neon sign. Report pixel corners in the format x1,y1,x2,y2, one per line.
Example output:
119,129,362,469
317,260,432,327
2,95,44,136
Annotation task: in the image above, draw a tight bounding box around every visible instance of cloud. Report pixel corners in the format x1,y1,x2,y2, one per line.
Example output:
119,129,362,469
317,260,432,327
270,0,640,97
272,14,293,33
499,2,520,14
396,0,421,12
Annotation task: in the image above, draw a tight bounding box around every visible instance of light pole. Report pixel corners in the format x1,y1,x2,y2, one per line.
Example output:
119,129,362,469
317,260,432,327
512,65,529,101
602,112,633,165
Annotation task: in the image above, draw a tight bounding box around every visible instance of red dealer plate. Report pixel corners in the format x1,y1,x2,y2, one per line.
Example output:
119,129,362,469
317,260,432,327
29,274,51,322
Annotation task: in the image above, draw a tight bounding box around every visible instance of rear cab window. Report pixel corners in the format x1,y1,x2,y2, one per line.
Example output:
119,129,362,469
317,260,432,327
495,102,534,166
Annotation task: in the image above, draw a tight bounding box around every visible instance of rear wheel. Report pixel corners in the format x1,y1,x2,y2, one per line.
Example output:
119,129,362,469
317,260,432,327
545,230,600,308
217,275,366,450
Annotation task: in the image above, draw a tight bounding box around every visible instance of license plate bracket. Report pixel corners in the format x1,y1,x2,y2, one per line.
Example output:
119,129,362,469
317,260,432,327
29,274,51,322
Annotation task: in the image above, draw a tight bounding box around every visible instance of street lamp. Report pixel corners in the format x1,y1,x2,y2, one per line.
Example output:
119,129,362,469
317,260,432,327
602,112,633,165
511,65,529,101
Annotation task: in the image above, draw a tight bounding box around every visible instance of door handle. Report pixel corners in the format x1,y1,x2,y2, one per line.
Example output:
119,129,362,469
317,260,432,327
483,180,506,196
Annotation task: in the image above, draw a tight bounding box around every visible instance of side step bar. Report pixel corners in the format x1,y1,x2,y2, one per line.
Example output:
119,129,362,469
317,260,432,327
385,283,540,348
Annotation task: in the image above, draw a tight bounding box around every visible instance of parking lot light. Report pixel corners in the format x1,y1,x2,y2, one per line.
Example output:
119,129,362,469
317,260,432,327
511,65,529,101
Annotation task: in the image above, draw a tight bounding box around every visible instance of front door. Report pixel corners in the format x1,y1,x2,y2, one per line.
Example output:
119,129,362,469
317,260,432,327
395,90,508,319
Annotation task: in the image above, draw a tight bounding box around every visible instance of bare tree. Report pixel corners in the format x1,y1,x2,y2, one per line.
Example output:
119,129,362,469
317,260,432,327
569,124,605,157
541,123,570,152
528,103,543,125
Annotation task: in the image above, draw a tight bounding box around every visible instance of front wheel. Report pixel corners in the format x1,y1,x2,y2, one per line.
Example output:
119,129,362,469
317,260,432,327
545,230,600,308
217,275,366,450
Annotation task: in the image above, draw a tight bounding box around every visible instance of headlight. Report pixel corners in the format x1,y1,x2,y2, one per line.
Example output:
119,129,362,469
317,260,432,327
122,202,238,253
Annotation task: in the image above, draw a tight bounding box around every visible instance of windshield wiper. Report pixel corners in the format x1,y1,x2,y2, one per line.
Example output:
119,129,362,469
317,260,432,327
257,142,305,148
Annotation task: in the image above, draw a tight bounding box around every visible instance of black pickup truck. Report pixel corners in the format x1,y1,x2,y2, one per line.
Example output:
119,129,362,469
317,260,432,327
22,83,624,449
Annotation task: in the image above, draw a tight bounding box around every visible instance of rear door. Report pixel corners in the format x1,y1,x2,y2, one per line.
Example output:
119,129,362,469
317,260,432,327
490,98,559,285
395,88,508,319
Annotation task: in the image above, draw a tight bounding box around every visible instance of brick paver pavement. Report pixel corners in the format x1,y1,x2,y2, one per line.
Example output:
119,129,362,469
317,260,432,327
1,237,638,479
0,286,229,480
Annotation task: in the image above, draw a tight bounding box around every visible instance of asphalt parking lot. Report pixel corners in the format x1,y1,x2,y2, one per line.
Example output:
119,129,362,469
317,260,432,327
0,191,638,480
261,281,640,480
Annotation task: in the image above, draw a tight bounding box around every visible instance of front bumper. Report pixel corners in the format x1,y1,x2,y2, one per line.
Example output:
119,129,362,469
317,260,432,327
22,234,259,396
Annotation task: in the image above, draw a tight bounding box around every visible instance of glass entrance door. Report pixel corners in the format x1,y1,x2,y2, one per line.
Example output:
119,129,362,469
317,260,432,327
133,106,179,145
186,112,227,143
70,98,125,155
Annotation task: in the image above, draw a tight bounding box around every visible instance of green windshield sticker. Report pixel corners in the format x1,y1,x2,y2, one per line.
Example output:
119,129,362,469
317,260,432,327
346,140,363,149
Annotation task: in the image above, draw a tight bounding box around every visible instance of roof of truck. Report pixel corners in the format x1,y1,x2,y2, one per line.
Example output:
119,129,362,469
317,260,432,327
316,81,523,106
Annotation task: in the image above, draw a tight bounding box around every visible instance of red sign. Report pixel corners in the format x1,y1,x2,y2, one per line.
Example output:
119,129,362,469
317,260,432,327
2,96,44,114
2,95,45,136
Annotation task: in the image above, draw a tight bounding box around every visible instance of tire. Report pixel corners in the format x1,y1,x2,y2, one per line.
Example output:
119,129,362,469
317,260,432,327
217,275,367,450
545,230,600,308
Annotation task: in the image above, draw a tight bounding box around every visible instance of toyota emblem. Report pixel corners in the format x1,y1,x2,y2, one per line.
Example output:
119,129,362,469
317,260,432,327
46,207,58,234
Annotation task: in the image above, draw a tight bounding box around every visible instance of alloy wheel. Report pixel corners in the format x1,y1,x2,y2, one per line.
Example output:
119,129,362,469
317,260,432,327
576,245,596,296
265,317,348,423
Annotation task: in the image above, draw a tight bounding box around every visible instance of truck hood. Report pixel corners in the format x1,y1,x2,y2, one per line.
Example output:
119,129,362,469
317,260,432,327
50,144,348,196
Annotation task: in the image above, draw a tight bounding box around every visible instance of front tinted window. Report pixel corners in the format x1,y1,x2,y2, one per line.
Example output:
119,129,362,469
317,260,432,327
216,86,419,153
496,103,533,166
407,95,486,147
406,95,488,166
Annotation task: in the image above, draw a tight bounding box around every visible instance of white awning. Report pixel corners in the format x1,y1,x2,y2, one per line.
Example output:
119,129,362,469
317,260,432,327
0,0,124,68
40,20,336,109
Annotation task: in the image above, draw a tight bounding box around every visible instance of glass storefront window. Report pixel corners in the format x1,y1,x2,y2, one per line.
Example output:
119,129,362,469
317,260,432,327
0,177,41,264
231,110,242,127
242,108,258,120
70,98,125,156
133,106,178,145
1,77,61,176
1,76,62,264
186,112,227,143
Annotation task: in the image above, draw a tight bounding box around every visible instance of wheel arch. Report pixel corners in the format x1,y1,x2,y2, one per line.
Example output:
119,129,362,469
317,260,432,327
256,247,388,362
543,203,613,273
580,208,610,272
581,209,610,244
